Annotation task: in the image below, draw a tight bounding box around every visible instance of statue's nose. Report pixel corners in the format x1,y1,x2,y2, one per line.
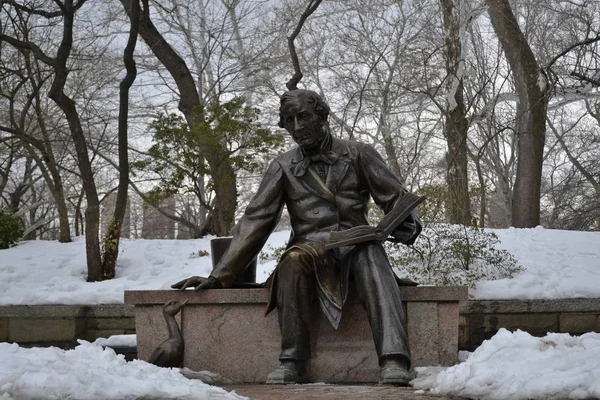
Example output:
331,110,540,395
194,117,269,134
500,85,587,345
294,117,303,131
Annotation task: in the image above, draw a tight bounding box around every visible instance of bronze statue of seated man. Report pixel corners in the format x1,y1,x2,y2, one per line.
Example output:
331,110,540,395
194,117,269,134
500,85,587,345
173,89,422,386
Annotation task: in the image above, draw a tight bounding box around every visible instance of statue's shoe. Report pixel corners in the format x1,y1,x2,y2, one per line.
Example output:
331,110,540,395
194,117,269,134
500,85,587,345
379,365,413,386
266,364,308,384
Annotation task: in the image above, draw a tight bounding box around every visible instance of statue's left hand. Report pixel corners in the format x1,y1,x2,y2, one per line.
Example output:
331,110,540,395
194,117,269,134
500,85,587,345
171,276,223,291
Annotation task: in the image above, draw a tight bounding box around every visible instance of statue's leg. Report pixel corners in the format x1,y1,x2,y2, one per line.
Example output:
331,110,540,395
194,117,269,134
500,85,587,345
267,248,316,383
347,242,412,384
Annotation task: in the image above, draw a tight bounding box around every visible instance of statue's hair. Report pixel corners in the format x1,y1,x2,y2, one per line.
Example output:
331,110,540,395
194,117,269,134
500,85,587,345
278,89,330,128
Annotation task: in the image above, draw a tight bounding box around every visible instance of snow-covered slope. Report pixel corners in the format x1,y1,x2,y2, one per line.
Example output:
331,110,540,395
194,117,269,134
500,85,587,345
0,227,599,305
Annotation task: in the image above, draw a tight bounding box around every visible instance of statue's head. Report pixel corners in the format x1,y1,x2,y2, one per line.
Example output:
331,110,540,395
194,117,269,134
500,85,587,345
278,89,330,150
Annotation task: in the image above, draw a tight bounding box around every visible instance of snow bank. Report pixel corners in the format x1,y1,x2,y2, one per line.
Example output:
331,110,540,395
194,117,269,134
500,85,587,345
412,328,600,399
0,341,245,400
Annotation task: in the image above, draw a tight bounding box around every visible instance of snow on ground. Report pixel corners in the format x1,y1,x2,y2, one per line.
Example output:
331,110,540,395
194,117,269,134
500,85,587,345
1,227,600,399
93,334,136,347
412,328,600,400
474,227,600,299
0,231,289,306
0,341,245,400
0,227,599,305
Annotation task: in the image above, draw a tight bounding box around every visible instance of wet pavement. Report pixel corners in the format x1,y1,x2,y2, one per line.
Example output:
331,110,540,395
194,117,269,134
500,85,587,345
224,384,460,400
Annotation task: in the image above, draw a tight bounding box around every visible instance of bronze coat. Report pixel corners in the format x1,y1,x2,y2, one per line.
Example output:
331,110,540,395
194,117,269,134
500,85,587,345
210,137,420,327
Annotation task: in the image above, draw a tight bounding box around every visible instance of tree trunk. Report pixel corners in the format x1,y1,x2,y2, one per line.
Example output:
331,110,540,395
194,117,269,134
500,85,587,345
74,188,85,237
102,0,139,279
440,0,472,225
33,87,72,243
47,0,102,281
377,51,404,183
381,131,404,183
55,190,71,242
486,0,549,228
25,174,37,240
468,148,486,228
56,98,101,281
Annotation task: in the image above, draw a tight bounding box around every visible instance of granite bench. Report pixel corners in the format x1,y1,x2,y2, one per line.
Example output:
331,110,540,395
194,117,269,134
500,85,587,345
125,286,467,383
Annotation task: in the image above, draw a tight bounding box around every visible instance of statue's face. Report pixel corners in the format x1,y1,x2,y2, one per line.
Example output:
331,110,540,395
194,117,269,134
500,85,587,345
280,97,325,149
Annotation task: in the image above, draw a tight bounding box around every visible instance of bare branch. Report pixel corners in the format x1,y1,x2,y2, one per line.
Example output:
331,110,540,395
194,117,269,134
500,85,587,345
286,0,323,91
0,34,57,67
546,34,600,70
547,116,598,188
1,0,62,17
570,71,600,87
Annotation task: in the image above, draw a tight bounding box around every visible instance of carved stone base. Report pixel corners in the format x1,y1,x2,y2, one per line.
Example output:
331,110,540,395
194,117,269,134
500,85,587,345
125,287,467,383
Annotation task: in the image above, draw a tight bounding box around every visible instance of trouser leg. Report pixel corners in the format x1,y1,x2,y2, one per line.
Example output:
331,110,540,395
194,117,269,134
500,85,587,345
348,242,411,367
275,248,316,361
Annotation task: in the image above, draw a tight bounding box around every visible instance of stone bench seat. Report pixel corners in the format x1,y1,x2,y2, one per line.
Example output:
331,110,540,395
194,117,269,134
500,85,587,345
125,286,467,383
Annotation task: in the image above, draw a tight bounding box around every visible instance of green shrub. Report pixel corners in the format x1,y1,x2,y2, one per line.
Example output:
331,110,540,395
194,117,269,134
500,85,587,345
0,207,23,249
387,224,523,288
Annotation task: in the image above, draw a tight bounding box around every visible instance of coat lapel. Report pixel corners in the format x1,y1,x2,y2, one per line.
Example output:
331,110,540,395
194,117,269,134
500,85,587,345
291,148,337,204
325,139,350,195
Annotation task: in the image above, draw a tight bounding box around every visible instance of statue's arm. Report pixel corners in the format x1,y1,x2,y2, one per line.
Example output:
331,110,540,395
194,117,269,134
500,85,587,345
173,160,285,291
209,160,286,287
358,144,422,245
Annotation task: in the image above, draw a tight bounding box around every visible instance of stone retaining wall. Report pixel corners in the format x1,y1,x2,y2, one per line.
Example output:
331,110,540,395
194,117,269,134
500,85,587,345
459,298,600,350
0,305,134,348
2,299,599,352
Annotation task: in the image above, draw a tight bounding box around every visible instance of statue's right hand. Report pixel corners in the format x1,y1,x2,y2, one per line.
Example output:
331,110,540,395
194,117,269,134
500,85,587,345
171,276,223,291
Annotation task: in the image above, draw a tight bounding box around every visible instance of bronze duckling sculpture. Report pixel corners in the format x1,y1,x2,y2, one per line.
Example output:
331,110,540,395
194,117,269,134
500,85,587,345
148,299,188,368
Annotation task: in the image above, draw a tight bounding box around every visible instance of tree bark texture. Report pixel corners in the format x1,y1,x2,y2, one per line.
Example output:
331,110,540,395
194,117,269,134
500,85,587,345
47,0,102,281
486,0,549,228
102,0,140,279
440,0,472,225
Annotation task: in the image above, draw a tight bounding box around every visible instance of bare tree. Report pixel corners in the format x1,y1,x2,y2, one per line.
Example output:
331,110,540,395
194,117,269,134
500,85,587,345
0,0,110,280
294,0,441,190
0,48,74,242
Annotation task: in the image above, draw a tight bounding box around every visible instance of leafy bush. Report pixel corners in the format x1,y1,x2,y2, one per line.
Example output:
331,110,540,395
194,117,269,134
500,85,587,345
0,207,23,249
387,224,523,288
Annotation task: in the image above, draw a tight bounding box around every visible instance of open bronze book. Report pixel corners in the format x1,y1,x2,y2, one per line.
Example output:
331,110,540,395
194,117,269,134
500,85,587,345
324,192,426,250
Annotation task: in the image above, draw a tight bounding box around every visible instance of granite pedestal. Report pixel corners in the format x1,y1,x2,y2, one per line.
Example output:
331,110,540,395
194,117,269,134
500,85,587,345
125,286,467,383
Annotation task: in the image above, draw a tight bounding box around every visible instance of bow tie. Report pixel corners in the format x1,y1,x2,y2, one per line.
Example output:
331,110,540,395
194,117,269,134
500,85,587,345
293,150,339,176
308,151,339,165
